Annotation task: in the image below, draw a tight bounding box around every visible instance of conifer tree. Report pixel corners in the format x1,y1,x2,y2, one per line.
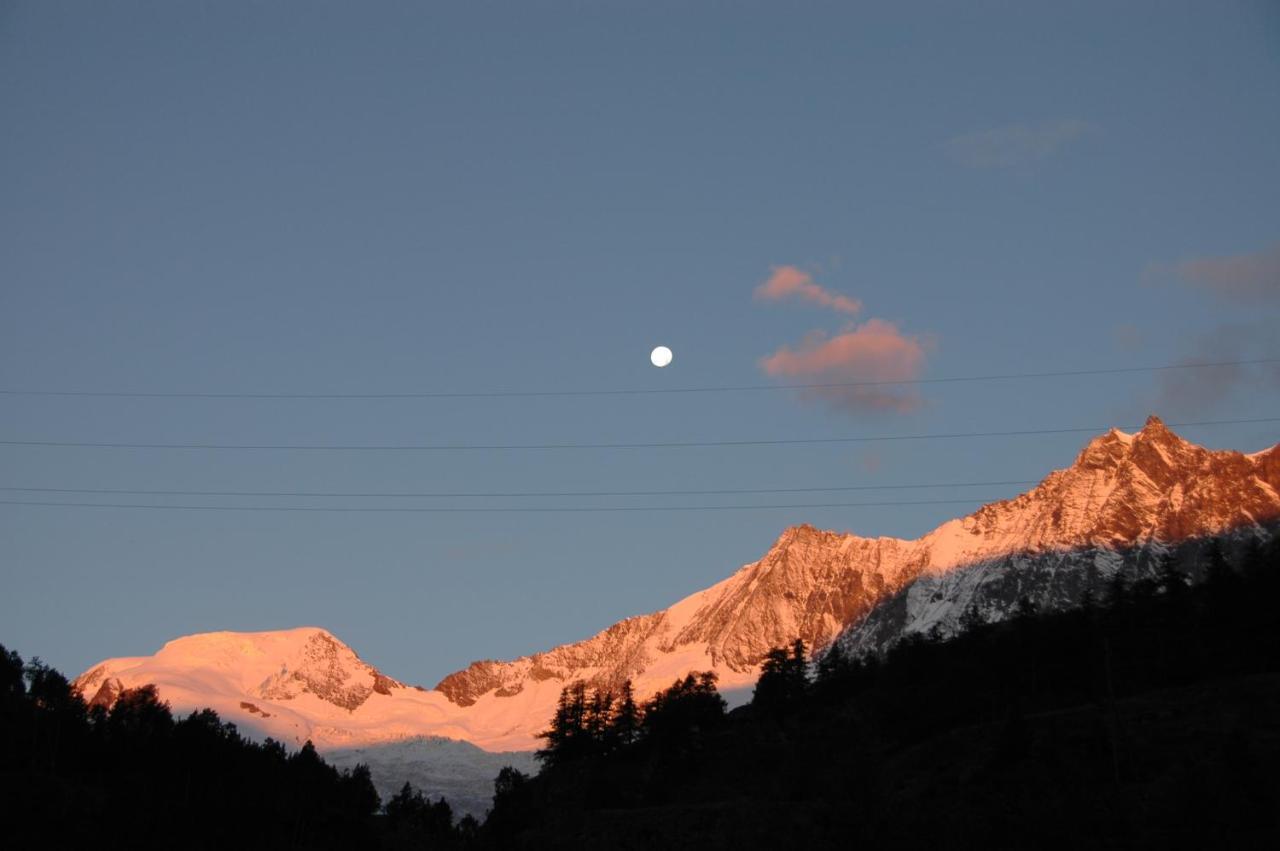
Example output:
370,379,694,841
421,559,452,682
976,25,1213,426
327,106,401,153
609,679,640,750
753,639,810,718
536,681,590,767
584,687,615,750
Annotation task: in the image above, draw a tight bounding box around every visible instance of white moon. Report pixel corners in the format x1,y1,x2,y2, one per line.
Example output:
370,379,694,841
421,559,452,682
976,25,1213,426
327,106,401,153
650,345,673,368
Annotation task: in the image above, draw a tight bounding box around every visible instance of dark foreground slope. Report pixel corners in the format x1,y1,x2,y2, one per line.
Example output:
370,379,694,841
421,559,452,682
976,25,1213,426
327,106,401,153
2,535,1277,850
0,651,476,849
481,537,1280,850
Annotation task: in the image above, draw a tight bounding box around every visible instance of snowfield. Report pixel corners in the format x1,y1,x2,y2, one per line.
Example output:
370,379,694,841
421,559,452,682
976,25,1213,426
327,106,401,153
75,417,1279,813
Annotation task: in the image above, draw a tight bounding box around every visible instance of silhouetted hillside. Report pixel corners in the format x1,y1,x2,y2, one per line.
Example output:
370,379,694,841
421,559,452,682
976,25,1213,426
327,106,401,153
3,532,1278,849
0,649,475,849
479,533,1280,849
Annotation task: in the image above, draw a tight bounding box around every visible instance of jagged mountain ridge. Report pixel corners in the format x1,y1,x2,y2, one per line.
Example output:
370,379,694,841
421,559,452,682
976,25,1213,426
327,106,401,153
834,416,1280,655
77,627,411,716
436,417,1279,705
72,417,1279,810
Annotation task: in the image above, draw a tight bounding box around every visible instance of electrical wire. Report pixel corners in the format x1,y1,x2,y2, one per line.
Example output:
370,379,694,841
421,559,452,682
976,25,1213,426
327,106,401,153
0,497,1011,513
0,358,1274,400
1,417,1274,451
0,478,1039,499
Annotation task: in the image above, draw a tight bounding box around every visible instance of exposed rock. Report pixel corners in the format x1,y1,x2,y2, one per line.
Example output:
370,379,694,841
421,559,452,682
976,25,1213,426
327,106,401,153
434,417,1280,704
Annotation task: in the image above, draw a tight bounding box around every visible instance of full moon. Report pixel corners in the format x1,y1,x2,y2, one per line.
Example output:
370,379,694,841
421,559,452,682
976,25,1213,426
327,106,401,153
650,345,673,368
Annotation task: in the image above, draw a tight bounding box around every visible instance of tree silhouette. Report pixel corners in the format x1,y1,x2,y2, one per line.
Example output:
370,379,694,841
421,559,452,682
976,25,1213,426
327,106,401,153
641,671,726,748
609,679,640,750
537,681,592,767
753,639,809,719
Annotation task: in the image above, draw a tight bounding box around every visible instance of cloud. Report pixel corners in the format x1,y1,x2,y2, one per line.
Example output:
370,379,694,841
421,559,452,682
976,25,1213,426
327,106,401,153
1149,241,1280,303
759,319,928,413
943,119,1093,169
754,266,862,315
1154,323,1280,415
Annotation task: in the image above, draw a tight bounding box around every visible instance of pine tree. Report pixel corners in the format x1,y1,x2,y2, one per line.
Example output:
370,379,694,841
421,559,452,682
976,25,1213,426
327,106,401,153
609,679,640,750
536,681,590,767
642,672,726,747
584,688,615,751
752,640,809,719
385,781,423,829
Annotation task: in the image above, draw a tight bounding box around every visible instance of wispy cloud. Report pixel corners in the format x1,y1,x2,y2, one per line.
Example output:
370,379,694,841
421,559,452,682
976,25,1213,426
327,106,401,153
1154,323,1280,415
754,266,862,315
943,119,1094,169
759,319,928,413
1147,241,1280,303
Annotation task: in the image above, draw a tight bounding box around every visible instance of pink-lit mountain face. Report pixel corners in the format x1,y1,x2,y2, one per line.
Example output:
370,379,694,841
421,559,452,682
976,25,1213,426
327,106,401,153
435,416,1280,705
74,417,1278,804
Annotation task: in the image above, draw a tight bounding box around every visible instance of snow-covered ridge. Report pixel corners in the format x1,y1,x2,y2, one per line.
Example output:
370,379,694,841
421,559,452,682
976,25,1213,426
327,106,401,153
435,416,1279,705
73,417,1278,804
74,626,546,752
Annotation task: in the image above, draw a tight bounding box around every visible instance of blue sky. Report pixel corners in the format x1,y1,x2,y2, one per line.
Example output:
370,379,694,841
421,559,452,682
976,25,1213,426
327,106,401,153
2,1,1278,684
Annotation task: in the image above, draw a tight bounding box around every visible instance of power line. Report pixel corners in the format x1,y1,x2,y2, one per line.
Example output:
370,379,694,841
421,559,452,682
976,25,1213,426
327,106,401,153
0,417,1274,452
0,358,1274,400
0,497,1005,514
0,478,1039,499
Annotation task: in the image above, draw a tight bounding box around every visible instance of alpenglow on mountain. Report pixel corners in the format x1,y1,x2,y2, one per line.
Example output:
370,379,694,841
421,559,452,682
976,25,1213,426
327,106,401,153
75,417,1279,810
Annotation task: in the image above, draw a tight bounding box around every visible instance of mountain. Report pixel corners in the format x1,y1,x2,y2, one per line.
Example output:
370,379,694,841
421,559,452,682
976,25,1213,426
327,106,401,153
74,416,1279,812
834,415,1280,656
433,416,1279,711
74,627,539,816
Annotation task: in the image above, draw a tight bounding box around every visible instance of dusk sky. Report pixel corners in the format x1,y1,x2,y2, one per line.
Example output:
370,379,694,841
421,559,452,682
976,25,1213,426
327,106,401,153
2,1,1278,685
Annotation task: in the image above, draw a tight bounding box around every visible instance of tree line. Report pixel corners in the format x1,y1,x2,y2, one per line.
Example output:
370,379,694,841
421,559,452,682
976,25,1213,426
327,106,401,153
0,649,476,849
4,532,1278,848
486,533,1280,849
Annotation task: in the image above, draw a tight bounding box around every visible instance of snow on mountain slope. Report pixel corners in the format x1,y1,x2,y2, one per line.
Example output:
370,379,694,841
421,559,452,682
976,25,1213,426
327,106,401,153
73,627,539,816
325,738,537,818
832,416,1280,655
73,417,1278,811
433,416,1279,707
74,627,544,752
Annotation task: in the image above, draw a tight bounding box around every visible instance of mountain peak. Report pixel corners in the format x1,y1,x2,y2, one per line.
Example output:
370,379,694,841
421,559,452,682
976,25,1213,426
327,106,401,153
1074,425,1133,469
1071,415,1193,472
79,627,410,717
1135,414,1184,445
772,522,838,548
73,422,1279,761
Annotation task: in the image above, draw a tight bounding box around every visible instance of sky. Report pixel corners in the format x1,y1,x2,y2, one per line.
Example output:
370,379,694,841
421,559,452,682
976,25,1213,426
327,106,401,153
2,1,1278,686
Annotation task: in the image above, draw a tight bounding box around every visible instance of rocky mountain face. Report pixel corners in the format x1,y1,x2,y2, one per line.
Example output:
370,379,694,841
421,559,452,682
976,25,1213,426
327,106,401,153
73,417,1278,811
834,416,1280,656
72,627,538,817
433,526,927,707
434,417,1279,701
76,628,411,717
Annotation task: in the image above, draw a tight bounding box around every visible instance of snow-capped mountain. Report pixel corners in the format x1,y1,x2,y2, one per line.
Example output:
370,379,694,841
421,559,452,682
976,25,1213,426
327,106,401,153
74,626,541,751
74,416,1278,813
434,417,1278,708
834,415,1280,656
74,627,539,816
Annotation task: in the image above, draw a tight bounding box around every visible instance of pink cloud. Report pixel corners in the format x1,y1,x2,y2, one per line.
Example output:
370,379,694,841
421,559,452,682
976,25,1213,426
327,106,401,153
1173,241,1280,302
755,266,862,315
1143,241,1280,302
759,318,927,413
